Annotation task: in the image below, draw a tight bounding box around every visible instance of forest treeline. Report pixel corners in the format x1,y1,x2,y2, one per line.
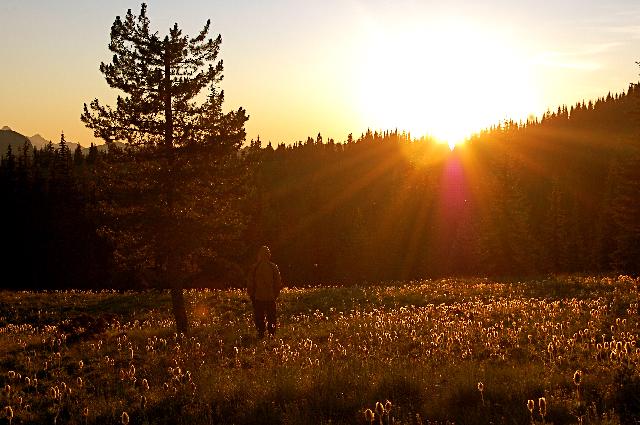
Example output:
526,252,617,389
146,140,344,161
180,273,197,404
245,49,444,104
2,85,640,288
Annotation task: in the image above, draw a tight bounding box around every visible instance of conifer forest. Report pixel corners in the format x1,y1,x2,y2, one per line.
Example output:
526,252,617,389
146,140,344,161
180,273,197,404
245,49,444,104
2,3,640,425
3,86,640,289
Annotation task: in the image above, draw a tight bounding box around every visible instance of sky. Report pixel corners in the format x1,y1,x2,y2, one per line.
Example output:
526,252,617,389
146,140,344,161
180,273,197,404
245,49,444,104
1,0,640,146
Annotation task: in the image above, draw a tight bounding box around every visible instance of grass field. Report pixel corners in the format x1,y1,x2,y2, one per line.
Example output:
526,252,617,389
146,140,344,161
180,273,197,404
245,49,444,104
0,276,639,424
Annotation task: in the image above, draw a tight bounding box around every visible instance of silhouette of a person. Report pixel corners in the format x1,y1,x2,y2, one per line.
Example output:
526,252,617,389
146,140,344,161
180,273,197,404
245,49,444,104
247,246,282,338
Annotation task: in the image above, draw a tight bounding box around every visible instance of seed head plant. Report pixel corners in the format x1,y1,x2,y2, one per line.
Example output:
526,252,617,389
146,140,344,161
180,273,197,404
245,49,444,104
384,400,392,423
0,277,638,423
5,406,13,425
375,401,384,416
539,397,547,424
527,399,535,423
364,408,374,424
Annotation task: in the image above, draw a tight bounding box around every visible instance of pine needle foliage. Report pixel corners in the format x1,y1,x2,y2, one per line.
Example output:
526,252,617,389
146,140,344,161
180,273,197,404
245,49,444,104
81,3,249,333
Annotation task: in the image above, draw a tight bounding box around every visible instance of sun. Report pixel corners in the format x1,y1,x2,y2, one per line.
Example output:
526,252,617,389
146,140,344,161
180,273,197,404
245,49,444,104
355,19,541,147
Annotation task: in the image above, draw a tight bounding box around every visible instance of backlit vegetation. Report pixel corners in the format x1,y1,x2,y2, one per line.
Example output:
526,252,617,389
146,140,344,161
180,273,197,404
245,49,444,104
0,275,639,424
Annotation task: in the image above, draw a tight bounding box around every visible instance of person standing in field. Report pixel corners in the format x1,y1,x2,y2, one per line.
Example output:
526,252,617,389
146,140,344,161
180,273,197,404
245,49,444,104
247,245,282,338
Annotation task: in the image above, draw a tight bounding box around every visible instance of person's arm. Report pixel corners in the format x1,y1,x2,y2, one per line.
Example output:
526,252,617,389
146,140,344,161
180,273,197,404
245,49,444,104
246,264,257,299
272,263,282,298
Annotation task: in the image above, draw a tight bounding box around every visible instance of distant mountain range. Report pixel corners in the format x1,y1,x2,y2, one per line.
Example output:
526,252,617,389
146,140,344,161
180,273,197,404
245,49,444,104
0,126,119,158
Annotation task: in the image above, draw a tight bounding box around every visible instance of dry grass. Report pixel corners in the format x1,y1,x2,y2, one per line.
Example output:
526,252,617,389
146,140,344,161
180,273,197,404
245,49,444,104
0,275,638,424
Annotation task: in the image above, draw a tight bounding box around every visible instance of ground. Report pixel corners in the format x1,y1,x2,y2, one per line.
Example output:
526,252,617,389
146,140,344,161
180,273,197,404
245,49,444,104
0,276,638,424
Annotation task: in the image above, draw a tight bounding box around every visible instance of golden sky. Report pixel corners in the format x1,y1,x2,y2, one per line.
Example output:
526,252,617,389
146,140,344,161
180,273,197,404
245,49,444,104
1,0,639,146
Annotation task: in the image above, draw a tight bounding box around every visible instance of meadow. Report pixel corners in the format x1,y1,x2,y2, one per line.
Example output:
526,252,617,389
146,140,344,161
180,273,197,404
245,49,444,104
0,276,639,424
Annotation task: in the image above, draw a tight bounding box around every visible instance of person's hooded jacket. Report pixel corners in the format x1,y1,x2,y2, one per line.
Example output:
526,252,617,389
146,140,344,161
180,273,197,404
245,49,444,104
247,246,282,301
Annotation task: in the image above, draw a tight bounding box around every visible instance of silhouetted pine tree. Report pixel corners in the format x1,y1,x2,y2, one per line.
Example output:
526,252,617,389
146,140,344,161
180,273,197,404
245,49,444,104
81,3,249,332
52,132,73,185
86,143,99,165
73,144,84,167
1,145,16,182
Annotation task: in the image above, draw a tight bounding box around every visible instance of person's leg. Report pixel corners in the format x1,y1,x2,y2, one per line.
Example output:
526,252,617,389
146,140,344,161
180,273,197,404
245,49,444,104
252,299,266,338
266,300,277,336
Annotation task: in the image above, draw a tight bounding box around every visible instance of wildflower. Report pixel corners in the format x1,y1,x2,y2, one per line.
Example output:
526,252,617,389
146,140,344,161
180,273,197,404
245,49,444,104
364,408,374,424
83,407,89,417
77,377,83,388
477,382,485,405
121,411,130,425
141,378,149,391
384,400,392,412
7,371,15,380
539,397,547,418
78,360,84,370
573,370,582,386
375,401,384,416
140,395,147,409
527,399,535,413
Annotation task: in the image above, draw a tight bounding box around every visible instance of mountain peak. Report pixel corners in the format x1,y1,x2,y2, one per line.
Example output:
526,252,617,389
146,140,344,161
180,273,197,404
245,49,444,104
29,134,53,148
1,126,12,131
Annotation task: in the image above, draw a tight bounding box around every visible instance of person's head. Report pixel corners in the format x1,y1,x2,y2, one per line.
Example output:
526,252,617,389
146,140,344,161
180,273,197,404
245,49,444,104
257,245,271,261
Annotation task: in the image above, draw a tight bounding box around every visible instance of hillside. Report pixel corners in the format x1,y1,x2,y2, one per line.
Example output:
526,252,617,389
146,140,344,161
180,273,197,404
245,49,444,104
0,126,118,157
247,85,640,281
2,86,640,289
0,126,31,155
28,133,56,149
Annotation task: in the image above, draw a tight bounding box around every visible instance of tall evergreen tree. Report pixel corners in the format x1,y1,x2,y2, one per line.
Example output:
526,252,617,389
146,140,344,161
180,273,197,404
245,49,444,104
81,3,248,333
2,145,16,177
73,144,84,167
86,143,99,165
53,132,73,185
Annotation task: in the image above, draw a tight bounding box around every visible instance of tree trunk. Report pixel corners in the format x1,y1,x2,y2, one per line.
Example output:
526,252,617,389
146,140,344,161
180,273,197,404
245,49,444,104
171,287,189,334
164,43,189,334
